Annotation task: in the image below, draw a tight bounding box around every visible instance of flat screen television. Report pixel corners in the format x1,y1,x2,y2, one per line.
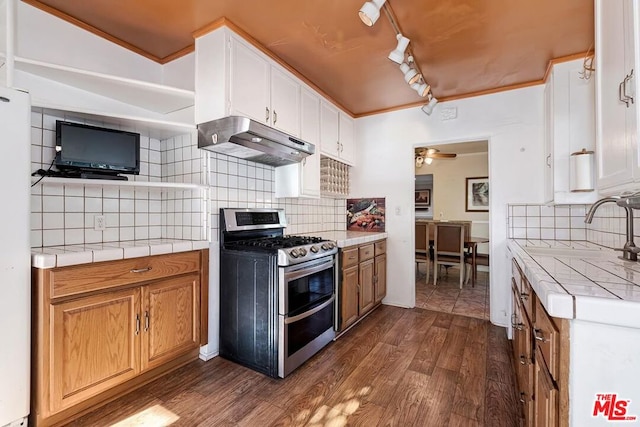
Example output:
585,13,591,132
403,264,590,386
55,121,140,180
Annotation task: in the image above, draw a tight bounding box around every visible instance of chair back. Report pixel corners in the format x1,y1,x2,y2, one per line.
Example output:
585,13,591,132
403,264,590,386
415,223,428,254
434,223,465,257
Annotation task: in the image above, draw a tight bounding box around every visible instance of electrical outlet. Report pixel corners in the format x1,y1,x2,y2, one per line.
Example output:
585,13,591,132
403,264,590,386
94,215,106,231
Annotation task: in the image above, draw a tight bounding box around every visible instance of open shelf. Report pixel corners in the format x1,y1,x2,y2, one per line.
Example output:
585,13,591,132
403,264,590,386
33,104,196,140
15,56,195,115
31,176,208,191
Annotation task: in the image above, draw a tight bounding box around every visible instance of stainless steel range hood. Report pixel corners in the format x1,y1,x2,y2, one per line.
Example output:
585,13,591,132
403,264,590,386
197,116,315,167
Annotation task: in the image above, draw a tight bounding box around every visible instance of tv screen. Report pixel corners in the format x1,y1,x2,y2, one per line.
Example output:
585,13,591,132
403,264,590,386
55,121,140,177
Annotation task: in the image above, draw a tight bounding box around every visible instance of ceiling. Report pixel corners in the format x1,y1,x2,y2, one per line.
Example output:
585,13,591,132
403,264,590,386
24,0,594,117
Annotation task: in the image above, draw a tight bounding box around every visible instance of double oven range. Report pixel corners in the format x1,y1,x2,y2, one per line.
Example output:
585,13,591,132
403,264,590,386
219,208,337,378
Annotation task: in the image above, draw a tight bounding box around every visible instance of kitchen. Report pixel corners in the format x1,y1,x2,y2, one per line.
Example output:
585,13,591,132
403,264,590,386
1,0,638,426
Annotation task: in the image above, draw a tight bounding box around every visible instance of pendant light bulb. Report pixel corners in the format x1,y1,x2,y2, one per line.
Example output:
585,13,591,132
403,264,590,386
359,0,387,26
399,62,421,85
425,157,433,165
388,34,410,64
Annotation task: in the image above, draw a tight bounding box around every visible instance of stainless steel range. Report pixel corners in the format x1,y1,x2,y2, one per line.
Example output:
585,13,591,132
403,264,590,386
219,208,337,378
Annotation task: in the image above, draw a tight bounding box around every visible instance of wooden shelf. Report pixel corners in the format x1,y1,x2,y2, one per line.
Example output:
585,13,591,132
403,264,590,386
31,176,208,191
15,56,194,115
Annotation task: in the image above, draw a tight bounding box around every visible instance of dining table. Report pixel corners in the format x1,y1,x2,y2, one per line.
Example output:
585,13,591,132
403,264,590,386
415,220,489,287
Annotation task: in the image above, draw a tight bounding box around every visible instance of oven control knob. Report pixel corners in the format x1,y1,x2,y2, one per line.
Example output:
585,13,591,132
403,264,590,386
290,249,300,258
327,242,336,249
310,246,319,253
321,243,330,251
298,248,307,257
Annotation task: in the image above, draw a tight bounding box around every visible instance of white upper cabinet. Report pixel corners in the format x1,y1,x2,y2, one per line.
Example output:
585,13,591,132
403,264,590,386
595,0,639,193
339,112,356,165
270,67,300,137
229,38,270,124
228,36,300,137
275,86,320,198
543,59,597,204
320,100,355,166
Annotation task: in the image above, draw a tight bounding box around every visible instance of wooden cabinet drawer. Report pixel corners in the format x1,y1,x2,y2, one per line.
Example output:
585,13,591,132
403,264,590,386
520,278,534,321
359,244,375,261
374,239,386,256
341,247,359,268
48,251,201,299
534,297,559,380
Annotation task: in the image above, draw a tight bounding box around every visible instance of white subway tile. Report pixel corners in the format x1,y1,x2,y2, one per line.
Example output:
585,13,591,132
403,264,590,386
43,195,64,212
65,213,84,229
43,229,64,246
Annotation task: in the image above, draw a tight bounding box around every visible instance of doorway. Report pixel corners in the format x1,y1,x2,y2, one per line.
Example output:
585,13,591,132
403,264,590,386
413,140,490,320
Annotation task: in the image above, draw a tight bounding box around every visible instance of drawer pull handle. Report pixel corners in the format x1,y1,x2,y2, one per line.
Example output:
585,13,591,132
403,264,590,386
520,292,529,301
144,311,150,332
135,314,140,335
130,267,152,273
519,392,526,404
520,355,528,365
515,322,524,331
534,328,547,342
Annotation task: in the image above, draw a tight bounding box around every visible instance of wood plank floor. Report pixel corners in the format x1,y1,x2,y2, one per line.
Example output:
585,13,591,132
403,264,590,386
68,305,520,427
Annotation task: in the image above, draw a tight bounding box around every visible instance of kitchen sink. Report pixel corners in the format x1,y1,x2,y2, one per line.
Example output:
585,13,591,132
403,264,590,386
525,246,606,258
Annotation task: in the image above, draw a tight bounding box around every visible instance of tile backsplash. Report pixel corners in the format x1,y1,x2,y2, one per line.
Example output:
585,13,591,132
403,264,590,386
508,203,634,250
30,110,346,248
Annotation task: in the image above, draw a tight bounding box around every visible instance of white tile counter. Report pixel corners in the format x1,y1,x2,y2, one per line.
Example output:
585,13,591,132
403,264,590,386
304,231,387,248
32,239,210,269
508,239,640,328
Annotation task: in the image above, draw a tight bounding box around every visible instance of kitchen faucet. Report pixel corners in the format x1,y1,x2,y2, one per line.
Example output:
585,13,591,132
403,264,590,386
585,195,640,261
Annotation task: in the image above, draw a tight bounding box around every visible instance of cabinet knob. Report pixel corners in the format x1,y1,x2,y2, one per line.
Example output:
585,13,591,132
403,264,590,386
144,311,150,332
135,314,140,335
130,267,152,274
534,328,547,342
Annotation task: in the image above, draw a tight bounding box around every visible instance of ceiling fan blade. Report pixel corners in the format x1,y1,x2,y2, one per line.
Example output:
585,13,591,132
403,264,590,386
428,153,457,158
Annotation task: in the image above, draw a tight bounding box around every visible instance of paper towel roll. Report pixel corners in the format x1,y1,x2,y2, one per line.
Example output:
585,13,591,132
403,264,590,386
570,149,594,192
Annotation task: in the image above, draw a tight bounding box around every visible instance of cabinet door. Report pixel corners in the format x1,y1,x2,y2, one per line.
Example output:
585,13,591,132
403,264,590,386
374,253,386,304
535,349,559,427
340,265,359,330
596,0,634,189
271,67,300,136
359,259,375,315
230,37,270,124
50,288,140,411
300,87,321,197
543,74,554,203
320,100,340,158
338,112,356,165
141,274,200,371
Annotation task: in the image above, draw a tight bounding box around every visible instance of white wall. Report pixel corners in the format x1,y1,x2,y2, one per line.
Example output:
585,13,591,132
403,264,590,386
352,86,545,326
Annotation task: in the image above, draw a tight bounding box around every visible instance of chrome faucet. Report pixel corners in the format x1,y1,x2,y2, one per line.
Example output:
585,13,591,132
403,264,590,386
585,196,639,261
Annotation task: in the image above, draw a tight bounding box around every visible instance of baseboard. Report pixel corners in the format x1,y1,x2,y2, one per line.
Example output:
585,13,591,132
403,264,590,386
199,348,219,361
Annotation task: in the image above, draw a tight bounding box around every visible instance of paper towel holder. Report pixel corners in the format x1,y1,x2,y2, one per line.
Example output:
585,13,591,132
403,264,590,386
570,148,595,192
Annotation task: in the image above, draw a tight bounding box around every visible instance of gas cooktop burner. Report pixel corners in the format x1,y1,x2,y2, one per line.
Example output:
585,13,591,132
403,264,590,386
229,235,327,250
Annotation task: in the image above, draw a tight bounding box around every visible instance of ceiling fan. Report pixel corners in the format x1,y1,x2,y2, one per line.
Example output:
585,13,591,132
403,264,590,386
415,148,456,167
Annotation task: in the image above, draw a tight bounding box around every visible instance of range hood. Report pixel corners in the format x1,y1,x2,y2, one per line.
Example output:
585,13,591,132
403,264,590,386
197,116,315,167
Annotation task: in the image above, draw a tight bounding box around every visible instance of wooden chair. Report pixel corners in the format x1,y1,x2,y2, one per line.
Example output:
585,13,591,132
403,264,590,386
415,223,431,282
433,223,468,289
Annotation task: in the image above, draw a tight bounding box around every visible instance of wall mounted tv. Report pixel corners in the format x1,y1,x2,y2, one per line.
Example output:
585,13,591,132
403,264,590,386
55,121,140,180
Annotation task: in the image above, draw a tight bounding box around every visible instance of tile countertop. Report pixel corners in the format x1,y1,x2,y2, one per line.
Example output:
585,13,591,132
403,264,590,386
303,231,387,248
508,239,640,329
32,239,210,269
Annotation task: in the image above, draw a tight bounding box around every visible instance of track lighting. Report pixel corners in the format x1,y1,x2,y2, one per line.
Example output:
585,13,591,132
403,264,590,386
411,81,430,97
358,0,386,26
399,62,420,85
421,93,439,115
388,34,410,64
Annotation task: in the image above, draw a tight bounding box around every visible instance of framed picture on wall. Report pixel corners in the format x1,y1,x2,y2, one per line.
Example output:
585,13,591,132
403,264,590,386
415,190,431,207
465,177,489,212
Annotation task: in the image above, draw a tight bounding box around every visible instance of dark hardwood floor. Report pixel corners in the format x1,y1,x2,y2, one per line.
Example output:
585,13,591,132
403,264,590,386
68,305,520,427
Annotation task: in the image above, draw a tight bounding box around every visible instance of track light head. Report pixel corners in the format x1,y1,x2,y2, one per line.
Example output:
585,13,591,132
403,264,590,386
411,81,430,97
421,94,439,115
359,0,386,26
399,62,421,85
388,34,410,64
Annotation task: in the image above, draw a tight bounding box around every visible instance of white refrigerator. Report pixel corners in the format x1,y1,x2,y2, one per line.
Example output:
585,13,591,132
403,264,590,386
0,86,31,426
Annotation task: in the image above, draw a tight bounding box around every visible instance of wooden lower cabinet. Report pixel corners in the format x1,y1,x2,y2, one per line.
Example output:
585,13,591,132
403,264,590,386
50,288,141,412
33,250,208,427
338,239,386,332
511,257,568,427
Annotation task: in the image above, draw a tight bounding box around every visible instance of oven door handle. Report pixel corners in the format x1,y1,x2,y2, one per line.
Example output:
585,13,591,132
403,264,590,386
284,257,334,282
284,295,335,324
